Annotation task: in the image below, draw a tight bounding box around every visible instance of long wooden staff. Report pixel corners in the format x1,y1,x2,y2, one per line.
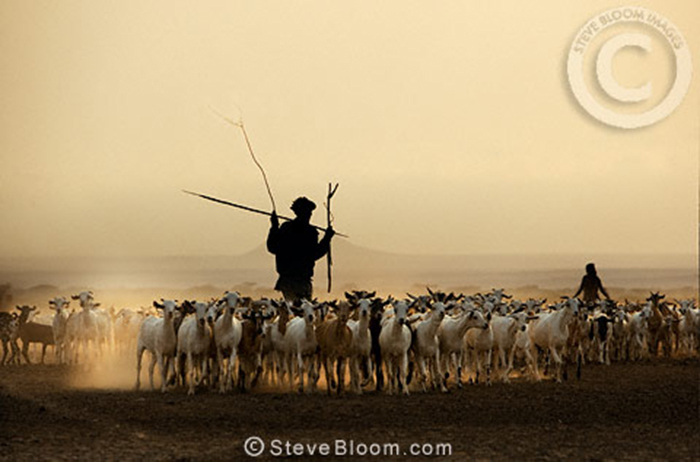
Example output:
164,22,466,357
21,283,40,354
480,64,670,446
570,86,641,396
326,183,339,293
183,190,348,237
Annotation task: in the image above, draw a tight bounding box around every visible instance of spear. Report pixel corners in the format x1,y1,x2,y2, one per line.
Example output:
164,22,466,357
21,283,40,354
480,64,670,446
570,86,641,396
183,190,348,238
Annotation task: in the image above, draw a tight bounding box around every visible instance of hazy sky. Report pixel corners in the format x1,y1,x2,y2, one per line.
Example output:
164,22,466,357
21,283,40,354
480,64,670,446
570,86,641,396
1,1,698,258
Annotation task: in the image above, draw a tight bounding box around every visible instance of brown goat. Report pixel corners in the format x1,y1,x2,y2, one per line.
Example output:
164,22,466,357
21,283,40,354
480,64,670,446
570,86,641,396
15,305,55,364
316,301,354,395
237,304,271,391
646,292,665,356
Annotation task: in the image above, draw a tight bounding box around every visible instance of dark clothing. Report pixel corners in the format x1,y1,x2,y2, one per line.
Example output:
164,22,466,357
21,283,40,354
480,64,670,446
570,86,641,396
274,276,312,303
266,219,331,302
575,274,609,304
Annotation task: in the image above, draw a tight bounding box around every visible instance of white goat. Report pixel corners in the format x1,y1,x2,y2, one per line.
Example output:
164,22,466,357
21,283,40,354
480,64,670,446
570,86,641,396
610,309,628,361
266,300,292,386
529,298,580,382
114,308,146,354
378,299,412,395
68,291,100,364
627,307,649,361
176,301,213,395
135,300,180,392
347,298,373,394
93,307,113,353
48,297,71,364
213,292,243,393
677,300,698,355
278,300,318,393
508,317,539,381
464,310,494,385
411,302,448,392
491,311,532,382
437,303,489,388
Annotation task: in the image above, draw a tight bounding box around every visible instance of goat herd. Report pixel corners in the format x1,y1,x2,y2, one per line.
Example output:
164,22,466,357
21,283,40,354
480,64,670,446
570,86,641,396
1,289,697,396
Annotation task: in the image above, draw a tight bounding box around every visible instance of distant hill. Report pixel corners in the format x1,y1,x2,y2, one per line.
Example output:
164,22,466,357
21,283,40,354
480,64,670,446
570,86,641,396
0,243,696,295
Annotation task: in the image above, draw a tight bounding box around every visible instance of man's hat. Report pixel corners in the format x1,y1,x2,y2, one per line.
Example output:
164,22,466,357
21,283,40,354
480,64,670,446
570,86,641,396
291,197,316,214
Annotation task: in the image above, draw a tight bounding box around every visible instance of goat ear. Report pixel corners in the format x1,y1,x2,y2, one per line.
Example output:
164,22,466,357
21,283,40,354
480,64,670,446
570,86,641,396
182,301,194,314
236,306,249,316
71,295,80,300
368,291,376,298
486,312,492,321
153,301,164,310
290,307,303,317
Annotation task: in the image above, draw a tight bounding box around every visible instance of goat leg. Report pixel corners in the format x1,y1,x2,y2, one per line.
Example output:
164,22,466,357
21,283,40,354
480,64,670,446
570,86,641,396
21,342,31,365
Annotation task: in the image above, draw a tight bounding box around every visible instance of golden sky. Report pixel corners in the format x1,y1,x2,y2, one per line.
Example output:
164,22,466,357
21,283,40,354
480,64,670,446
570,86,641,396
0,1,698,258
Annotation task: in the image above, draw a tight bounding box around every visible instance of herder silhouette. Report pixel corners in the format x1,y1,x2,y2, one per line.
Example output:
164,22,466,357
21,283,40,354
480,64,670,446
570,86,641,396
267,197,335,302
574,262,610,304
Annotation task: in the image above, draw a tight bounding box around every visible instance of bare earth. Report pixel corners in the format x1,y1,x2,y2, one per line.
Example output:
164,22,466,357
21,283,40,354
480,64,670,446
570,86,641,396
1,359,698,461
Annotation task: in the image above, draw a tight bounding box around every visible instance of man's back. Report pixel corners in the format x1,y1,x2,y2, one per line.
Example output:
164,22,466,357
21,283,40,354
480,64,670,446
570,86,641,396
266,196,334,302
267,219,324,279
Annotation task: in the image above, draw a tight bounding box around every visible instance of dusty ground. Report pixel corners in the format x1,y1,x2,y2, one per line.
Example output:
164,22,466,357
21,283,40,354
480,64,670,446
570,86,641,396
1,359,698,461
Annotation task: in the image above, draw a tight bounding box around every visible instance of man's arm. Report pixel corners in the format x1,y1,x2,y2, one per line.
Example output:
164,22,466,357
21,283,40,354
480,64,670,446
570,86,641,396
598,279,610,299
266,212,280,254
313,227,335,261
573,276,585,298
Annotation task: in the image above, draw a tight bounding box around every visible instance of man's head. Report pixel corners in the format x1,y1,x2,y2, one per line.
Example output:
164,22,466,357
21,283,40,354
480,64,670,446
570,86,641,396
586,263,596,276
291,197,316,222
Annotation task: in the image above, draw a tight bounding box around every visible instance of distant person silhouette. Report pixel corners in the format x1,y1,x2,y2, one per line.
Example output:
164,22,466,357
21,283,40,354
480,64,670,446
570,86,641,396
574,263,609,304
267,197,335,303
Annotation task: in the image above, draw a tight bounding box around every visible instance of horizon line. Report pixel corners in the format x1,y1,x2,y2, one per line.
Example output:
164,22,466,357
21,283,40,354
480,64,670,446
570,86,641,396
0,246,696,261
